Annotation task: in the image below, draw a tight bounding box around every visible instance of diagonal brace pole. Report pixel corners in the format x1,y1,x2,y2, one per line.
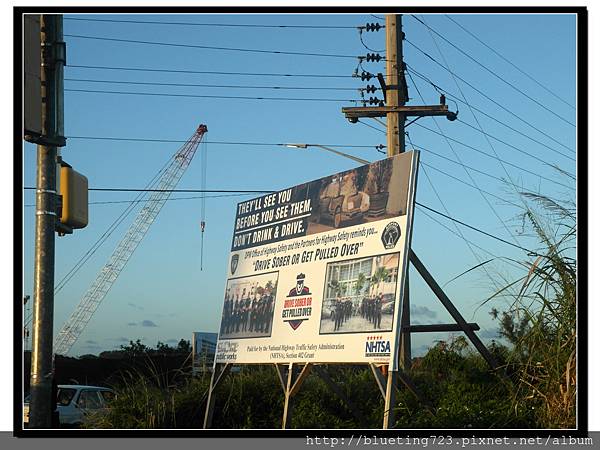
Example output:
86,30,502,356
369,363,387,399
409,250,499,370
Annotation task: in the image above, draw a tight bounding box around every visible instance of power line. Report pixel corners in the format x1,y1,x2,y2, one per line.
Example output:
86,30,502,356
67,64,353,79
407,65,523,249
64,16,359,29
416,205,525,273
406,65,576,160
65,88,359,102
418,158,504,290
64,135,382,149
456,117,576,169
444,15,575,110
24,187,272,193
65,77,362,91
415,202,538,255
358,29,384,53
53,150,182,295
420,160,522,209
408,15,575,127
418,14,529,252
412,142,523,188
356,118,386,134
404,42,576,152
414,122,575,191
24,192,257,208
65,33,362,59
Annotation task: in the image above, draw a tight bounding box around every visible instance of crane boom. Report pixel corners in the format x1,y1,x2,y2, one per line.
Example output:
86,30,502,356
54,124,208,355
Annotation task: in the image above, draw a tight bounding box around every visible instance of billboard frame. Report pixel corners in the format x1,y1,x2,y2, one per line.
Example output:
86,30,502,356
204,151,500,429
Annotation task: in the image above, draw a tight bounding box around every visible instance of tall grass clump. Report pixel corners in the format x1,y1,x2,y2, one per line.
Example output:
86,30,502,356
491,192,576,428
83,355,210,429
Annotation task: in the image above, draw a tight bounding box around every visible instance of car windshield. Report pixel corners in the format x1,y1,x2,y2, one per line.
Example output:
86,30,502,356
99,390,115,403
57,388,77,406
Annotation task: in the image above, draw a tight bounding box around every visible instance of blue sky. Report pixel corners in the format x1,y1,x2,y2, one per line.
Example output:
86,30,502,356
22,12,577,357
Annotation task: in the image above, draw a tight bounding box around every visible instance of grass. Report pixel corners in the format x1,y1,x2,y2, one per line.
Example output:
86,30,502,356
488,191,576,428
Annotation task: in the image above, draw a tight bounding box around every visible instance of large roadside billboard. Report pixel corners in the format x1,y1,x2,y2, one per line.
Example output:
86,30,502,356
215,151,419,370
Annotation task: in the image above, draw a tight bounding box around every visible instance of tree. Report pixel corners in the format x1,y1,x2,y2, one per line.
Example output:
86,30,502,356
155,341,175,355
120,339,149,357
355,272,367,296
176,339,192,354
370,266,389,296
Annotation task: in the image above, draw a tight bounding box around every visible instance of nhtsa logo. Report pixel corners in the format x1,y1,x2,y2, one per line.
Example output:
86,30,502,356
364,335,390,357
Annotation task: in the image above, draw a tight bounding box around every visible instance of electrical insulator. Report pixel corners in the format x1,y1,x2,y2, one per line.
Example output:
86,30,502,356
201,221,206,232
440,94,446,105
368,97,384,106
360,71,373,81
365,85,377,94
366,53,383,62
365,22,382,32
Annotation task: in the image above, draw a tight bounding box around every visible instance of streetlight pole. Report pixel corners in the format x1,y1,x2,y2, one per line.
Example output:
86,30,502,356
284,143,370,165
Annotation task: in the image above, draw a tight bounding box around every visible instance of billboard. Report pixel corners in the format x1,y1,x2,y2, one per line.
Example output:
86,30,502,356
216,151,419,370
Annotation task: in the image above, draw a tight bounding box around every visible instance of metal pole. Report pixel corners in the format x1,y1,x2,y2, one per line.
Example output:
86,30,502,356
29,14,64,429
400,276,411,369
313,144,370,165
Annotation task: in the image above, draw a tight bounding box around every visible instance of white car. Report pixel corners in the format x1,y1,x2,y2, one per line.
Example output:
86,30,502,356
24,385,115,427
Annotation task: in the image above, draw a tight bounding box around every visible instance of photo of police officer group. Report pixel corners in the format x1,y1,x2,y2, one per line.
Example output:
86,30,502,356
319,253,400,334
219,272,278,339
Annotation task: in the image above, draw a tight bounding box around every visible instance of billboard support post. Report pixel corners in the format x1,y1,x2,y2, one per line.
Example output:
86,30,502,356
400,277,411,369
281,363,294,429
203,363,231,429
281,363,312,429
369,363,387,398
274,363,288,392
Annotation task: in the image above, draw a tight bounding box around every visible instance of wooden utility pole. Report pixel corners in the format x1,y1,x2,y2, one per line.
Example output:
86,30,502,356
341,14,455,130
383,14,406,431
342,13,457,429
385,14,408,156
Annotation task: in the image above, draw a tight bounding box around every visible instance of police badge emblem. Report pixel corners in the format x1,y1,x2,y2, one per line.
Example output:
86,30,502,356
381,222,401,249
230,254,239,274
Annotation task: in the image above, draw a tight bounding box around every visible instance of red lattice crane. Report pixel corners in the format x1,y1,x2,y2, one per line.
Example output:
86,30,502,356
54,124,207,355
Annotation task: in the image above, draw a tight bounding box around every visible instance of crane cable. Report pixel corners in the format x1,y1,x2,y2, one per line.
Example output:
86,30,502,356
200,140,208,271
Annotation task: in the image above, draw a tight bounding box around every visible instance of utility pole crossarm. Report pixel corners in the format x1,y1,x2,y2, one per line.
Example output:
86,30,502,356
342,104,454,120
